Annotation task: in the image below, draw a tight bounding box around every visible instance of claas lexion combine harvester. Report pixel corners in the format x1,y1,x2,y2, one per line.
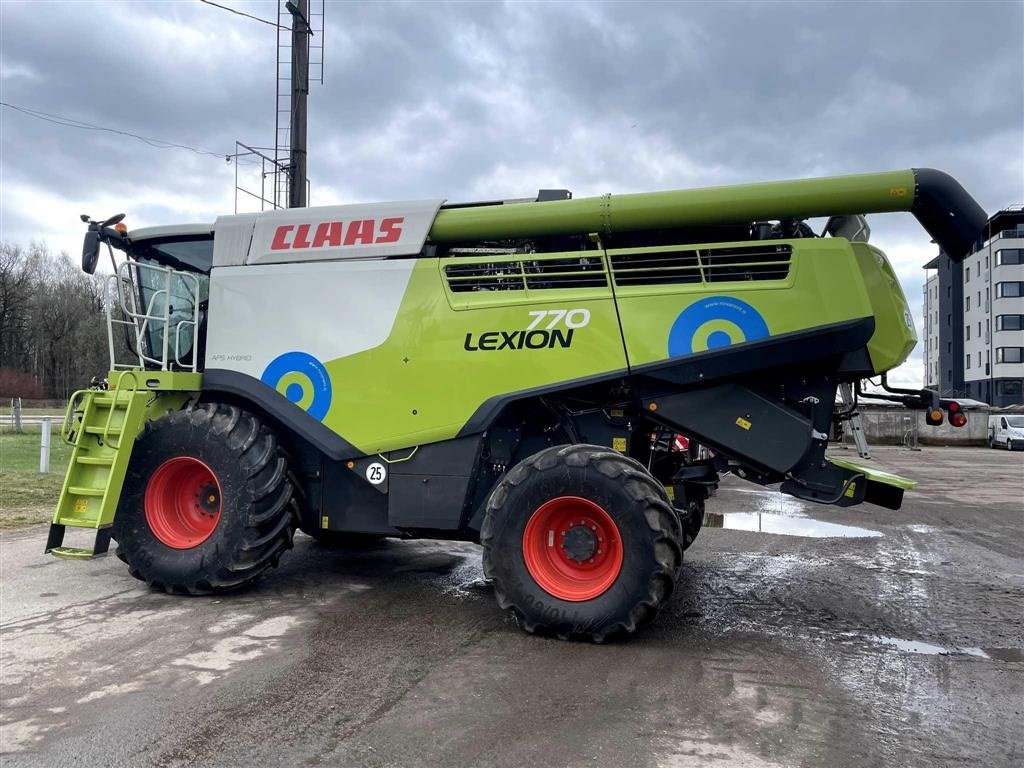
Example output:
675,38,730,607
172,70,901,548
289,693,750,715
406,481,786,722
49,168,984,640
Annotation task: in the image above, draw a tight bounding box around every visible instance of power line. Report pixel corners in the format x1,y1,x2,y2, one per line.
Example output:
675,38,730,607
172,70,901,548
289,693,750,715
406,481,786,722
0,101,260,166
198,0,282,28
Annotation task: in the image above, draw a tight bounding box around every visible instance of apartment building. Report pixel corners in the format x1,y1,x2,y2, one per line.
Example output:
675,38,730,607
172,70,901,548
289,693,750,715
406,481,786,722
922,207,1024,406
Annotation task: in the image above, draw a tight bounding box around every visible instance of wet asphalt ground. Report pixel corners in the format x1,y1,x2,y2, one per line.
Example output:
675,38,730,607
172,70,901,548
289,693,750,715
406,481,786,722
1,446,1022,767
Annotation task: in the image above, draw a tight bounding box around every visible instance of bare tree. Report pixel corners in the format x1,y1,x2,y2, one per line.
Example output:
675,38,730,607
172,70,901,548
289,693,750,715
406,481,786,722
0,242,112,400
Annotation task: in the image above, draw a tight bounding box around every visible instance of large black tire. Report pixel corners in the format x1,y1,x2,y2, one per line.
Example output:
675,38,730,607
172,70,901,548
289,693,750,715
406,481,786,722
113,403,297,594
481,444,683,642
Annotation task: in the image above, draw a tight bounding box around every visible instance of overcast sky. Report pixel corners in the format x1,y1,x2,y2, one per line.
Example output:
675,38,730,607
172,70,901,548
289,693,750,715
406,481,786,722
1,0,1022,385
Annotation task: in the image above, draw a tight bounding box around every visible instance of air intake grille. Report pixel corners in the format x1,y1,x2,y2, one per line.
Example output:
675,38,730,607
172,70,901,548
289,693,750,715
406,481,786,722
609,250,701,286
445,256,607,293
610,245,792,286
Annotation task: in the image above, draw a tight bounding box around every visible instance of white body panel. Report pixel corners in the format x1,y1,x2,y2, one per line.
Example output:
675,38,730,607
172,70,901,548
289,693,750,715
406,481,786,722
205,259,415,379
212,213,259,267
245,199,444,265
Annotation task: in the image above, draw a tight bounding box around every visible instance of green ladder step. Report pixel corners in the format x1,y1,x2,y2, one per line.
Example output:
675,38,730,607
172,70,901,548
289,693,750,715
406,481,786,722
68,486,106,497
84,426,122,435
90,396,130,408
50,547,100,560
76,456,114,466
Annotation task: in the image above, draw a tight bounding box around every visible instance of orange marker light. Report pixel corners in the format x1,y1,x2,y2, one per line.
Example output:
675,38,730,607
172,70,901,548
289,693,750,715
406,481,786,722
114,222,128,233
346,461,355,469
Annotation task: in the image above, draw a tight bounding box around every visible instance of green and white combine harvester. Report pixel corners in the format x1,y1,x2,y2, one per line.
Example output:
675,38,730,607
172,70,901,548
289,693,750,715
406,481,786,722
51,168,984,640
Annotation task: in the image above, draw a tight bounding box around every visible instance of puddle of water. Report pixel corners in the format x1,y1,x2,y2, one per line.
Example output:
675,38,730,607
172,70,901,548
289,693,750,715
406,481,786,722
754,492,807,517
867,635,989,658
703,511,882,538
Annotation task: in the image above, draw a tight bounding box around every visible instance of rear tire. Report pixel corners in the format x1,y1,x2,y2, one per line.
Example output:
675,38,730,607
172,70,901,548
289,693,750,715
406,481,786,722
481,444,683,642
113,403,297,595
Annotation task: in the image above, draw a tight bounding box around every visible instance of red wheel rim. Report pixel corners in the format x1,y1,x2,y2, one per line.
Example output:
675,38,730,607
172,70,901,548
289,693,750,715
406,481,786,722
522,496,624,601
144,457,222,549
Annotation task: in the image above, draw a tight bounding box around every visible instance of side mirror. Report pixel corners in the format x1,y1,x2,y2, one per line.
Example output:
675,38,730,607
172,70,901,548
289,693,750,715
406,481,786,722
82,230,101,274
101,212,126,228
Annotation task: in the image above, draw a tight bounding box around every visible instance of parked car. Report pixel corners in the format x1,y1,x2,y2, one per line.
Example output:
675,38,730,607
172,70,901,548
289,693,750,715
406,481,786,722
988,414,1024,450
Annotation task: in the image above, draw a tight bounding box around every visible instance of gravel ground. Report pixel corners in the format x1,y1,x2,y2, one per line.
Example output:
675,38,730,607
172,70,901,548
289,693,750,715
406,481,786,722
1,445,1021,767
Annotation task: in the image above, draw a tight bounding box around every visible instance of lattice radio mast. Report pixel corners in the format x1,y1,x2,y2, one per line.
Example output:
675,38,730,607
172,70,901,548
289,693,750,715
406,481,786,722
234,0,324,212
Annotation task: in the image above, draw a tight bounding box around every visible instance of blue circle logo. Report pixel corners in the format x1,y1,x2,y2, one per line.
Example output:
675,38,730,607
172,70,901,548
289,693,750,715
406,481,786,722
667,296,770,357
261,351,332,421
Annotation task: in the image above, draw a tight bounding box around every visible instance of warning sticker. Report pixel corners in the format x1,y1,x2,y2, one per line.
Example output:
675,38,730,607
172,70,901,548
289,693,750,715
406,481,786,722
365,462,387,485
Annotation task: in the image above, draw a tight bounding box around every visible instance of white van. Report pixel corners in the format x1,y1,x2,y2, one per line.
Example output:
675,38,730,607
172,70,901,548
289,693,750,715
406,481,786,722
988,414,1024,450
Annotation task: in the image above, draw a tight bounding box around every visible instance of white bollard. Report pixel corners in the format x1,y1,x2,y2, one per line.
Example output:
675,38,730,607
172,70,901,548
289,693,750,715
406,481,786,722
40,417,52,474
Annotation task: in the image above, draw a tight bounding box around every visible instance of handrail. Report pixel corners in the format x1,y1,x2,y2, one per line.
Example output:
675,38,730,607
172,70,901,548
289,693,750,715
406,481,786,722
105,261,202,372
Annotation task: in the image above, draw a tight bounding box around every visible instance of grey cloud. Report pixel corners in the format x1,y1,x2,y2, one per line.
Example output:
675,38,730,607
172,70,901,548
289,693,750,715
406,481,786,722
1,2,1020,273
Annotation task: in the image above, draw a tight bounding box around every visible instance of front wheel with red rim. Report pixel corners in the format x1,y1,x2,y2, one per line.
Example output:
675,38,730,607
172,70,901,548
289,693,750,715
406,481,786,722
482,444,683,642
144,457,222,549
112,403,297,595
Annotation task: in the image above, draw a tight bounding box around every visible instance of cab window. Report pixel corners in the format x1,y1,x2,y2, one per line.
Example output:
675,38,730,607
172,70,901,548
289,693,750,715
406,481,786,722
128,236,213,369
131,236,213,273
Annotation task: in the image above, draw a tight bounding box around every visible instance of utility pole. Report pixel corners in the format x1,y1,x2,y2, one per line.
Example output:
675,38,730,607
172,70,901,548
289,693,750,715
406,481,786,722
286,0,310,208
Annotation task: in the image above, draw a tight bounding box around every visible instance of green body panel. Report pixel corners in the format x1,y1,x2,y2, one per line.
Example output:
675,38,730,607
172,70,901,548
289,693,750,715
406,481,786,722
49,371,198,558
613,238,875,368
119,370,203,392
852,244,917,373
271,237,914,453
828,457,917,490
428,170,917,242
315,258,628,453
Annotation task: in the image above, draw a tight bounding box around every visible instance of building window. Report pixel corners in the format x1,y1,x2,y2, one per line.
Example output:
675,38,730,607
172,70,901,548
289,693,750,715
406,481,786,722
966,325,970,341
997,281,1024,298
997,314,1024,331
979,351,982,368
998,380,1023,396
966,266,970,282
978,321,982,336
996,249,1024,266
947,341,952,354
966,355,971,369
978,291,982,306
986,287,990,305
947,370,952,382
966,295,971,311
996,347,1024,364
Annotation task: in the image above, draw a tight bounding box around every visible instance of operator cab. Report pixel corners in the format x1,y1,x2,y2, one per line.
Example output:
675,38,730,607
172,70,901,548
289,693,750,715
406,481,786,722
81,216,213,373
128,225,214,371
